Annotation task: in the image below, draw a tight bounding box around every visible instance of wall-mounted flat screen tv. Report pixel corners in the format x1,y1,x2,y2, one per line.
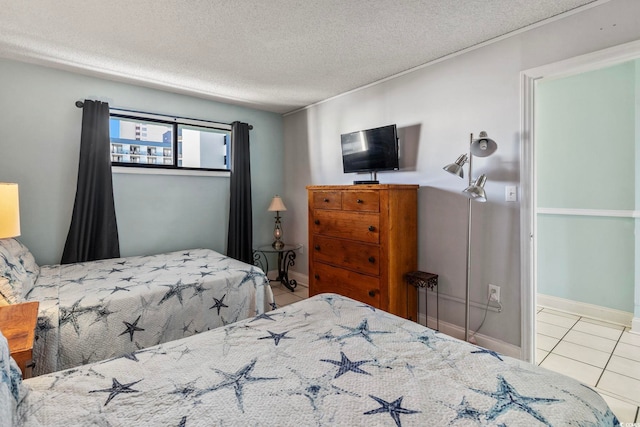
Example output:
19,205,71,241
341,124,399,174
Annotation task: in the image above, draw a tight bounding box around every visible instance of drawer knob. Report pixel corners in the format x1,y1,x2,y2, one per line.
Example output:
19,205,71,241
323,198,329,203
314,245,320,251
314,219,320,225
368,256,375,263
314,274,320,280
368,225,375,232
356,199,363,204
368,290,376,297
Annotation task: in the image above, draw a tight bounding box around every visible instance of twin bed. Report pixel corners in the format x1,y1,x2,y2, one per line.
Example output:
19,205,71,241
6,293,617,426
1,239,618,425
0,238,274,375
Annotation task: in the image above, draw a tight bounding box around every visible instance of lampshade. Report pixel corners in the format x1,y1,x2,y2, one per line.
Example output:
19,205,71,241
462,174,488,202
470,131,498,157
268,195,287,212
443,153,468,178
0,183,20,239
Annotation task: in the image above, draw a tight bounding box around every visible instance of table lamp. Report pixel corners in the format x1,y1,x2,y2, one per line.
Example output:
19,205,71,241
268,195,287,249
0,183,20,239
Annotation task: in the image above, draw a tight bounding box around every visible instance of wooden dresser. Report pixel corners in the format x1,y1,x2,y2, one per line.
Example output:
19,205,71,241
307,184,418,320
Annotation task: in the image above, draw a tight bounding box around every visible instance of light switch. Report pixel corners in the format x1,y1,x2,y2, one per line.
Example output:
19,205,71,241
505,186,518,202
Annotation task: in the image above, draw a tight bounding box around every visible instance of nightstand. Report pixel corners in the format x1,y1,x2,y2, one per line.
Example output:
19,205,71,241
253,243,303,291
0,301,39,379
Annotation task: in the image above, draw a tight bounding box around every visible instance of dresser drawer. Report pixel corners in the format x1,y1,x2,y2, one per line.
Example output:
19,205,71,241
312,235,380,276
311,262,380,307
342,191,379,212
312,191,341,209
311,210,379,244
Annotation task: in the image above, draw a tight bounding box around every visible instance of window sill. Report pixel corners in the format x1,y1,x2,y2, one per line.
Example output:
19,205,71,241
112,166,230,178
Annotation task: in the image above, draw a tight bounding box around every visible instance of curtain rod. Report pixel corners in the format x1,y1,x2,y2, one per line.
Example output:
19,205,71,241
75,100,253,130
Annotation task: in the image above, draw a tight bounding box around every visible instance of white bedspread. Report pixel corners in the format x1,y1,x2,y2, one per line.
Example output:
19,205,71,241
26,248,273,375
18,293,617,426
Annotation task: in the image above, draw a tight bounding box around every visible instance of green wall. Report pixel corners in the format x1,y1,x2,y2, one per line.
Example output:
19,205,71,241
0,58,284,265
536,61,636,312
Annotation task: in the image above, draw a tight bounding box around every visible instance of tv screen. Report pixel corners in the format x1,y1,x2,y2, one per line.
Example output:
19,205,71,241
341,124,399,174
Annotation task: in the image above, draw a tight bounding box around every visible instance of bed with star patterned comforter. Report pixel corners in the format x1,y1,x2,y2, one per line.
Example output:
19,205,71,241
12,293,616,426
23,247,273,376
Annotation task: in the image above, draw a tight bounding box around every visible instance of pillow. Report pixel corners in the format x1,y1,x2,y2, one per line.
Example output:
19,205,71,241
0,328,27,423
0,239,39,303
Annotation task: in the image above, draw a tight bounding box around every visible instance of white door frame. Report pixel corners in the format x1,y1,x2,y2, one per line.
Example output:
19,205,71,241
520,39,640,363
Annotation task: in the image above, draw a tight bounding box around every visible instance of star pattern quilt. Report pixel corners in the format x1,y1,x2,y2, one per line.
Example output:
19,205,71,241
16,294,617,426
25,248,273,376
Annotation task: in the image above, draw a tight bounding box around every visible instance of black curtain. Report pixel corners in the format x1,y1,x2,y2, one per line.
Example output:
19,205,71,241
61,100,120,264
227,121,253,264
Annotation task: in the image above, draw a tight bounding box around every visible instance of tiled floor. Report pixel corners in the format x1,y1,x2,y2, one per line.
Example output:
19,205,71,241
271,281,309,308
536,306,640,423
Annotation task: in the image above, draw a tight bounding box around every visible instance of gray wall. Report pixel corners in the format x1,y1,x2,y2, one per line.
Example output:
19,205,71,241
283,0,640,347
0,59,284,265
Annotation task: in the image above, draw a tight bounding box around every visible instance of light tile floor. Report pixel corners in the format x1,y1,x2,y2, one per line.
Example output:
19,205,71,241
270,281,309,308
536,306,640,423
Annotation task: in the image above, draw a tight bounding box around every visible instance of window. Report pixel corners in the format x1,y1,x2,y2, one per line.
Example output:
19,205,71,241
109,110,231,171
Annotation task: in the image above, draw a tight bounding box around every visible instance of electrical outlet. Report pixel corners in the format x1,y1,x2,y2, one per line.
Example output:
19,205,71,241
488,284,501,303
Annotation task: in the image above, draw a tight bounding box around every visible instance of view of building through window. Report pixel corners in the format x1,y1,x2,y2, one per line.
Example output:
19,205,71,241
109,113,231,170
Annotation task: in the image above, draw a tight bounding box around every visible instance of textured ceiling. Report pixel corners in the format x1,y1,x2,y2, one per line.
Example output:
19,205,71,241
0,0,598,113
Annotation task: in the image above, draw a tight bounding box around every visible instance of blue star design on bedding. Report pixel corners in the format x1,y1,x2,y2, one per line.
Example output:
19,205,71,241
190,282,208,299
238,269,267,287
472,375,561,424
407,330,443,350
196,358,278,411
59,299,95,335
285,369,356,412
89,377,143,406
446,396,485,424
336,319,391,344
364,395,420,427
120,315,145,341
258,330,293,346
250,312,278,323
158,280,195,305
209,294,229,315
170,381,199,400
320,351,372,378
471,347,504,361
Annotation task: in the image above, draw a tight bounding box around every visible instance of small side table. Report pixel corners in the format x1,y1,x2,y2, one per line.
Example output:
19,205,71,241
0,301,40,378
405,271,439,330
253,243,302,291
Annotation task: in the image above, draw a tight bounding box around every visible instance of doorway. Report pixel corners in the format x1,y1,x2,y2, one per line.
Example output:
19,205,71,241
521,40,640,417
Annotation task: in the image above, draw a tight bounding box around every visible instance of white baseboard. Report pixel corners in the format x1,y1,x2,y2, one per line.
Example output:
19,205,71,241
537,294,633,327
267,270,309,288
632,317,640,334
418,312,522,359
287,271,308,287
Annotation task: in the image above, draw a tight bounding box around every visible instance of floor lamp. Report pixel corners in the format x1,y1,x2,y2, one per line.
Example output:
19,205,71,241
443,132,497,341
